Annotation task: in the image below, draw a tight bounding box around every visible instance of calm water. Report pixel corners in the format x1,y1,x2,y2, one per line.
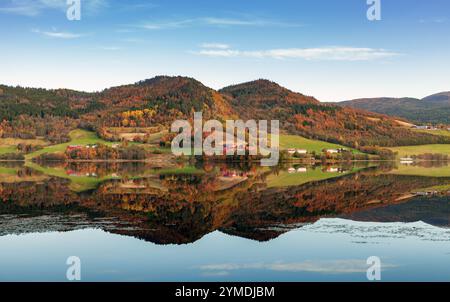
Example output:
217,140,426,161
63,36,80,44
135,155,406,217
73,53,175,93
0,161,450,281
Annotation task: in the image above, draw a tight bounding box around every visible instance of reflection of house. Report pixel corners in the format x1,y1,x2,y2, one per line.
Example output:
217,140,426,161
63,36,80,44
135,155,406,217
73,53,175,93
66,170,97,177
326,167,339,173
220,169,248,178
287,167,307,173
400,157,414,165
120,181,147,189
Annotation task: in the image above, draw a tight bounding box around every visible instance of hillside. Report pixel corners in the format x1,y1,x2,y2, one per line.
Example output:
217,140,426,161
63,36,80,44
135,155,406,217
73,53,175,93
92,76,236,127
221,80,450,148
1,77,450,150
339,92,450,124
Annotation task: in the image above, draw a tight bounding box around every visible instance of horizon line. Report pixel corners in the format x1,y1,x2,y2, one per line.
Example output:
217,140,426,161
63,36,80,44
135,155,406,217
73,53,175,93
1,75,448,103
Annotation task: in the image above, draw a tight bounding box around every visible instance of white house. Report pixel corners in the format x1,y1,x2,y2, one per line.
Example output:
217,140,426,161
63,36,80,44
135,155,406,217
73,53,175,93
296,149,308,154
325,149,339,154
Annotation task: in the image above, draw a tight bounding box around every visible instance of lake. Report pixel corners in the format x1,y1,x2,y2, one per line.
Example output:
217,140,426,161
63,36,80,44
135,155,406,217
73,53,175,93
0,161,450,281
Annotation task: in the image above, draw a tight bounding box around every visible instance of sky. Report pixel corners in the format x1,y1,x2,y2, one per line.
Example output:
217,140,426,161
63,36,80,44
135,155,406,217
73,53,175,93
0,0,449,102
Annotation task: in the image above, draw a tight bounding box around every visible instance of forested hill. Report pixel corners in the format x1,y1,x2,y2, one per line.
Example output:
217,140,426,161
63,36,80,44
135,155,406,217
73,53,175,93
339,92,450,124
1,77,450,148
220,80,450,148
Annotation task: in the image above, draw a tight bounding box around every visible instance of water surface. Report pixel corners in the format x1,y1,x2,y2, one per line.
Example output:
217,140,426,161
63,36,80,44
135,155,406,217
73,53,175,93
1,161,450,281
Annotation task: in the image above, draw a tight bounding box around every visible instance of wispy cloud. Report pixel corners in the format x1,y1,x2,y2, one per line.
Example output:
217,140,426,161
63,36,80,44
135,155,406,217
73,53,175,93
99,46,121,51
194,46,399,61
119,2,158,11
140,19,195,30
203,17,300,27
419,17,447,24
200,43,230,49
199,260,397,274
0,0,108,16
32,28,84,39
0,4,40,16
137,17,301,30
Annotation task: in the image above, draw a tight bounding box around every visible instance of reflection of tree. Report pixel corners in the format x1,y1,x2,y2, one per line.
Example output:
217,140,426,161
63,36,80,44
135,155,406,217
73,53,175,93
1,165,450,244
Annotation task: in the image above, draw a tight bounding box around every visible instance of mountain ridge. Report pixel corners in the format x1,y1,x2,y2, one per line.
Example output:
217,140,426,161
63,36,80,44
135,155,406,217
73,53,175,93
1,76,450,149
339,91,450,124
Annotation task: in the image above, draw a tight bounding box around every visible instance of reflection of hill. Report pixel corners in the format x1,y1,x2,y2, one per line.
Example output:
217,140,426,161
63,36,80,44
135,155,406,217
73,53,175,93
220,171,450,241
1,166,450,244
342,197,450,227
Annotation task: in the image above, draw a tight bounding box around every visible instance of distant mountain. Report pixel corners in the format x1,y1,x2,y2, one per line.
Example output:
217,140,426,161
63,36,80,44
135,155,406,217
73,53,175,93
2,77,450,148
422,91,450,104
339,92,450,124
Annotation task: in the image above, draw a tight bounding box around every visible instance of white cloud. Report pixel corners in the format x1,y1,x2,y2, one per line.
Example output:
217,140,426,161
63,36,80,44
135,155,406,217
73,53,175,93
138,17,301,30
194,46,399,61
99,46,121,51
203,17,267,26
200,43,230,49
140,19,195,30
32,29,84,39
419,18,446,24
0,0,107,16
199,260,397,274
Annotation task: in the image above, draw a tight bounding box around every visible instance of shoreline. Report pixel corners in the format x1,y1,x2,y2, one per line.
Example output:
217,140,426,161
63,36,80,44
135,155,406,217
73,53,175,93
1,159,450,164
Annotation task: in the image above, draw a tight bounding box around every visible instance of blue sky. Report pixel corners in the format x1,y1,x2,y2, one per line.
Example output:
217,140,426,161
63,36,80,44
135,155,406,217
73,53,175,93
0,0,449,101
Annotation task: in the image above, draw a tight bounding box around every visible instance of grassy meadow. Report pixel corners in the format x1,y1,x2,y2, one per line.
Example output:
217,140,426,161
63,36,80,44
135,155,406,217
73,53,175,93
266,166,362,188
389,164,450,177
0,137,49,155
389,144,450,157
277,134,361,154
25,129,113,160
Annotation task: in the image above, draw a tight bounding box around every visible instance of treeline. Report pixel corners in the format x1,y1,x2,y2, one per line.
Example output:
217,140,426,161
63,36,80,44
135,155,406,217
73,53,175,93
33,144,148,162
291,108,450,148
0,153,25,161
0,85,105,120
413,153,449,161
0,116,76,143
65,144,147,161
2,77,450,153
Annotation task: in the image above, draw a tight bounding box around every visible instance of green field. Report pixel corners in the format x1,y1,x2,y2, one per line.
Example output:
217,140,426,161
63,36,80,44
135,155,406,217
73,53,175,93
0,166,20,175
277,134,361,154
0,137,49,156
25,161,114,192
266,166,363,188
414,129,450,137
389,164,450,177
25,129,113,160
156,166,204,175
0,145,18,155
389,144,450,157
